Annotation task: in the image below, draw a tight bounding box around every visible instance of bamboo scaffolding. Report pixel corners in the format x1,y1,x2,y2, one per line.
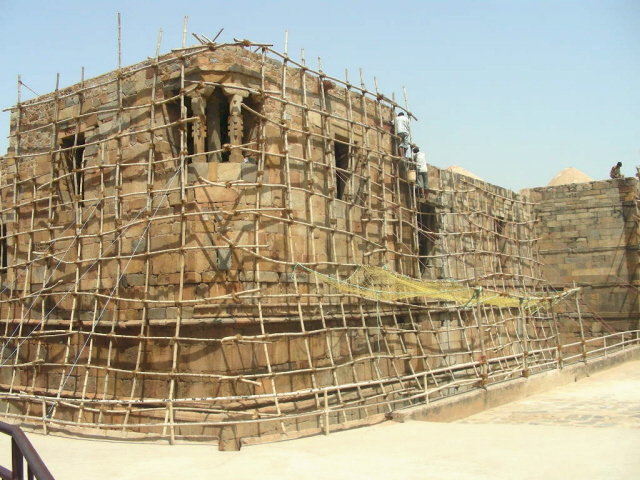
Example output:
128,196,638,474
0,33,607,449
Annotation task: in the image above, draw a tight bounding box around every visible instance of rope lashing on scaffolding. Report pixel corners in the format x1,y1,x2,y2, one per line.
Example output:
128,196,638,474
294,263,579,309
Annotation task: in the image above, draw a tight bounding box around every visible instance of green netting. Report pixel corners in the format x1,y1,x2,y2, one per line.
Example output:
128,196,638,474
296,264,578,310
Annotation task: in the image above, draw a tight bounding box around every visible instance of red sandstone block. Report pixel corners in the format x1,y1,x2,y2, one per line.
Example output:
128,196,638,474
183,271,201,284
155,273,180,285
195,186,239,204
150,252,179,275
264,339,289,366
185,250,217,273
217,163,242,182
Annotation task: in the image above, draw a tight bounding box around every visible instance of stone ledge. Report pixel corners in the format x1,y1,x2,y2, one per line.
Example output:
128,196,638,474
390,345,640,423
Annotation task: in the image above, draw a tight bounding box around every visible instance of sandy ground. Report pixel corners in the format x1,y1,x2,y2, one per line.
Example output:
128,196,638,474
1,360,639,480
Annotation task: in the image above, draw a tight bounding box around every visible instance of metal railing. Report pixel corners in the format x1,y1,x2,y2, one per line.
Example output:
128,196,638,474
0,422,54,480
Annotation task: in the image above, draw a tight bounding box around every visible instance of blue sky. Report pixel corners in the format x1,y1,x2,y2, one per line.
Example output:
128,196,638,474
1,0,638,191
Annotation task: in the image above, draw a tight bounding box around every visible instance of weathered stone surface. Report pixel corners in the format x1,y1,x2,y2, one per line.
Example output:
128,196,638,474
195,185,239,204
217,248,232,270
532,179,639,328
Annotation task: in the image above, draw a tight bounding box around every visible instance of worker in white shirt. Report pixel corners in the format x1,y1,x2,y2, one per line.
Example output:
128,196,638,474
413,146,428,199
394,112,411,158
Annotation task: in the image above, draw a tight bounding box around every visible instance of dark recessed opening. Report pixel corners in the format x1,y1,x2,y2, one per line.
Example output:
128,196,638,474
61,133,85,199
241,95,263,159
334,140,350,200
206,89,230,163
0,223,7,272
418,203,437,272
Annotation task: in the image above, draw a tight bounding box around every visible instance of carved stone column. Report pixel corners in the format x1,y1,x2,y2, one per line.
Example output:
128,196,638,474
222,87,249,163
189,85,214,163
190,93,207,163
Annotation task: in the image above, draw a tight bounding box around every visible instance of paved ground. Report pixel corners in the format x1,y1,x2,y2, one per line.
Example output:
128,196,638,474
1,360,639,479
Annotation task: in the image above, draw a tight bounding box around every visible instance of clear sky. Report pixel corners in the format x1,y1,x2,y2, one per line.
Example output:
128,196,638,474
1,0,638,191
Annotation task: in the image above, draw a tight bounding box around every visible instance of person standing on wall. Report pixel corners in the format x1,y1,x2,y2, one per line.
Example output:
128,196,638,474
413,147,428,200
610,162,623,179
394,112,411,158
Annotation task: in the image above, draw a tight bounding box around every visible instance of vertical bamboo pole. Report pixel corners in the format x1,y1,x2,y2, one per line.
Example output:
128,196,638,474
25,74,63,421
65,71,87,425
41,74,68,416
574,282,587,363
424,309,443,393
378,114,419,386
519,299,529,377
348,69,376,413
41,74,64,421
318,55,341,276
41,399,48,435
373,78,390,269
631,179,640,341
78,144,106,424
304,53,347,422
389,310,420,401
404,113,421,278
122,28,162,431
286,37,321,413
344,69,358,269
366,77,393,411
484,196,507,375
402,87,413,148
400,86,418,277
359,69,374,268
550,302,563,369
0,141,7,341
97,13,125,427
3,76,23,369
163,14,189,444
256,45,285,434
377,309,406,395
323,389,330,435
436,172,451,280
314,57,345,408
328,59,386,412
24,161,38,422
474,290,488,386
454,307,481,378
393,123,406,276
439,313,459,386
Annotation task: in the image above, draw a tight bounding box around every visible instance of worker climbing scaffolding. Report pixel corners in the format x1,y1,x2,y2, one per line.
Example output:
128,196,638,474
394,111,411,158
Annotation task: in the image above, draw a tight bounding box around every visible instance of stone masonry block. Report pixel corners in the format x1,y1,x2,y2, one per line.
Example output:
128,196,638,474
195,186,239,204
148,308,167,320
238,271,280,283
281,272,309,283
241,163,258,182
217,163,242,182
217,248,232,270
188,163,209,183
